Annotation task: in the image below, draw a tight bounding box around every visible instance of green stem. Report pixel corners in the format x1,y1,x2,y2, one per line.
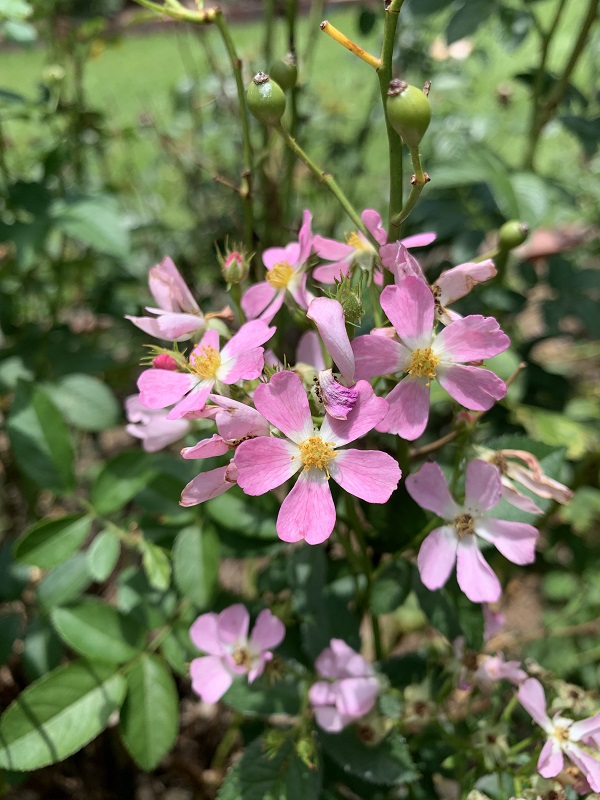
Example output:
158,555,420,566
274,125,374,242
213,10,255,255
524,0,598,170
377,0,405,244
390,145,429,227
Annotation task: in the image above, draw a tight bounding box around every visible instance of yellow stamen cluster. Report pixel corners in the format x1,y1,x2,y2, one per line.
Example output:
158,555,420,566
232,646,252,669
345,231,369,251
553,725,570,743
299,436,337,476
266,261,294,289
454,513,475,538
406,347,440,383
191,345,221,379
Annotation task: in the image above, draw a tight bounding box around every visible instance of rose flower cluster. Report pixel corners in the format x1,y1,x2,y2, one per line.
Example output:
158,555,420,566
125,210,592,789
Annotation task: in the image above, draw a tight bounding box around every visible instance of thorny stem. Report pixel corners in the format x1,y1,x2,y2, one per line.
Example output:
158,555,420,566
410,362,527,459
390,145,429,227
378,0,405,244
274,125,376,243
523,0,598,171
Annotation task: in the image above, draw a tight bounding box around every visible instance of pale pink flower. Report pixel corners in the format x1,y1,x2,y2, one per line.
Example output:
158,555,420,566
473,654,527,689
180,395,270,506
406,460,539,603
380,242,496,325
125,394,190,452
234,370,401,544
308,639,380,732
126,256,206,341
483,603,506,641
313,208,435,285
352,276,509,440
518,677,600,791
137,320,274,420
242,210,313,323
190,604,285,703
479,448,573,514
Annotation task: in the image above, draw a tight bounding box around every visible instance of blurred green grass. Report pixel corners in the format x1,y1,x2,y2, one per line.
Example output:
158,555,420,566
0,2,596,227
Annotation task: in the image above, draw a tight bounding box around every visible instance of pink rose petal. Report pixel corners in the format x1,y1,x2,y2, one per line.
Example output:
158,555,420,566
376,377,430,440
320,380,389,446
330,449,401,503
456,538,501,603
351,334,409,381
405,462,459,518
436,364,506,411
475,518,538,565
435,259,496,305
180,464,236,506
464,459,503,512
235,436,301,495
253,370,314,443
190,613,223,655
417,526,459,591
434,315,510,362
537,738,564,779
307,297,355,383
250,609,286,651
241,281,278,320
190,655,233,703
277,469,336,545
380,278,434,350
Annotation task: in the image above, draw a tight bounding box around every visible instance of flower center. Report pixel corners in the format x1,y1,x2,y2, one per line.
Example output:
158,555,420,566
266,261,294,289
490,453,508,473
406,347,440,382
345,231,370,251
454,513,475,538
553,725,570,743
299,435,336,476
191,345,221,379
232,646,252,669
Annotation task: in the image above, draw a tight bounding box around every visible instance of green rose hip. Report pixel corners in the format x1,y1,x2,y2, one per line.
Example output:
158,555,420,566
386,79,431,148
247,72,287,126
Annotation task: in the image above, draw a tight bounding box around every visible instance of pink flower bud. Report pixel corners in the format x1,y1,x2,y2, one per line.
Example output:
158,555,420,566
152,353,178,371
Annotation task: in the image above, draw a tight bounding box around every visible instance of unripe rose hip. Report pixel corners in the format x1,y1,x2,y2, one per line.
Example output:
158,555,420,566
269,52,298,91
386,79,431,148
247,72,286,126
498,220,530,250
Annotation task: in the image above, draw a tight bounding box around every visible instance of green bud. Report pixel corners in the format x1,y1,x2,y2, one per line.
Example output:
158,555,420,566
218,243,250,285
269,52,298,91
498,219,530,250
334,276,364,325
386,79,431,148
247,72,286,126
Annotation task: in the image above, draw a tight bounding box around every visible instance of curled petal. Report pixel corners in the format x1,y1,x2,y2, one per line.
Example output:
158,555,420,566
434,259,496,306
307,297,355,383
436,364,506,411
517,678,552,731
317,370,359,420
180,464,236,506
330,449,401,503
569,711,600,742
379,242,426,283
166,381,213,419
277,469,336,545
209,395,270,440
320,380,389,446
564,744,600,792
405,462,459,518
400,231,437,248
149,256,199,314
182,435,230,460
361,209,387,245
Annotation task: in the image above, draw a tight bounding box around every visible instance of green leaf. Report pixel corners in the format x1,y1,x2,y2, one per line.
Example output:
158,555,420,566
218,736,321,800
21,617,63,681
559,487,600,535
0,612,23,664
0,661,126,771
222,673,302,716
370,559,411,615
319,729,417,786
0,356,33,391
87,530,120,581
1,18,36,42
14,515,92,569
51,195,130,258
446,0,496,44
206,489,277,540
90,451,157,515
50,597,146,664
38,553,93,609
6,382,75,493
511,405,594,459
140,541,172,592
119,654,178,771
172,525,219,608
0,0,32,19
46,374,120,432
160,622,196,675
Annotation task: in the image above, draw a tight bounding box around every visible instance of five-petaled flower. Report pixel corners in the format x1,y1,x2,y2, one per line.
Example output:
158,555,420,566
406,459,539,603
137,320,274,419
308,639,380,732
518,677,600,791
352,276,510,440
189,604,285,704
234,370,401,544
